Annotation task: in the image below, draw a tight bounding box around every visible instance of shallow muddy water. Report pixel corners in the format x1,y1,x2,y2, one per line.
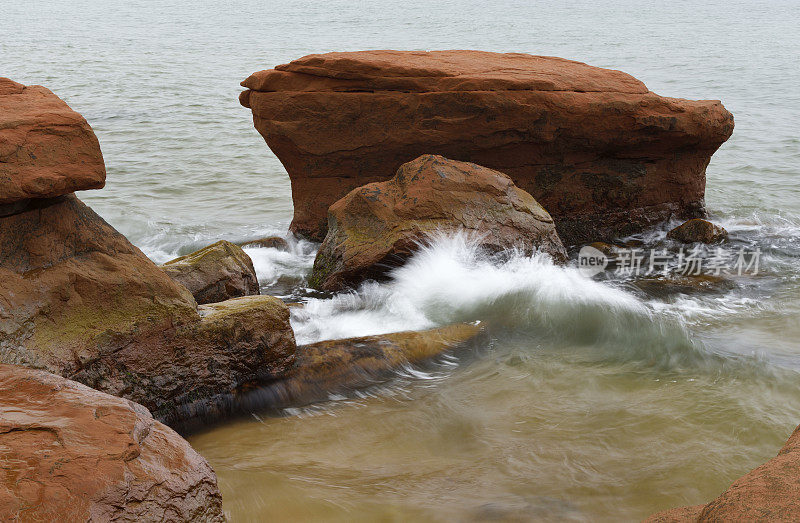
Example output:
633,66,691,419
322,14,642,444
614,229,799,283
3,0,800,520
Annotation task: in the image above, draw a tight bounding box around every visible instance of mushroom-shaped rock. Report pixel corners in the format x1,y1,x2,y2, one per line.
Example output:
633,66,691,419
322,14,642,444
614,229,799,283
240,50,734,243
309,154,567,291
667,218,728,244
0,364,225,521
0,78,105,208
0,82,296,425
162,240,260,304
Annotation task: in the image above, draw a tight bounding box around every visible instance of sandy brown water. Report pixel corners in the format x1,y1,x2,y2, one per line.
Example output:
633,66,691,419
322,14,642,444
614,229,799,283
189,335,799,521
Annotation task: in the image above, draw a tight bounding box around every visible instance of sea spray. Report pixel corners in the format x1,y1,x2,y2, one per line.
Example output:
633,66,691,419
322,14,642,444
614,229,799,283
288,232,713,369
243,236,317,286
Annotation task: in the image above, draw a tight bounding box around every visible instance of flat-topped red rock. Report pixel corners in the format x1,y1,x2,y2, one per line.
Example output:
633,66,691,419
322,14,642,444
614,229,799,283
242,49,648,93
0,78,105,206
241,50,734,243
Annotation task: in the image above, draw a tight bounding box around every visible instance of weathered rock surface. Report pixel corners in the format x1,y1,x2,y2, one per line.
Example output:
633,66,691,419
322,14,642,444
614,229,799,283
0,364,225,521
667,218,728,244
0,195,296,421
0,194,198,373
162,240,260,304
309,154,567,291
646,424,800,521
240,235,290,251
241,50,734,243
0,78,105,208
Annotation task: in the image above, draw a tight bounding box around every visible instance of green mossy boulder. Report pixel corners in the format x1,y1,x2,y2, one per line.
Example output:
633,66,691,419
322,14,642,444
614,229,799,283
162,240,259,305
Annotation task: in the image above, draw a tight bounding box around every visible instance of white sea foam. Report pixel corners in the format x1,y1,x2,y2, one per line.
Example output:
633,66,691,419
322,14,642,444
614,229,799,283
244,237,317,287
291,232,648,344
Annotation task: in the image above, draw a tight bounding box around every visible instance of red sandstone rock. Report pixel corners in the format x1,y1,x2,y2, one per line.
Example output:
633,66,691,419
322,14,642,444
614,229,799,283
0,364,225,521
646,424,800,521
240,50,734,243
0,78,105,206
0,80,296,423
309,155,567,291
0,195,296,422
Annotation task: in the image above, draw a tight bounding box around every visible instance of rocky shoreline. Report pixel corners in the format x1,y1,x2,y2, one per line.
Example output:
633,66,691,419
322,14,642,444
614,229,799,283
2,51,791,520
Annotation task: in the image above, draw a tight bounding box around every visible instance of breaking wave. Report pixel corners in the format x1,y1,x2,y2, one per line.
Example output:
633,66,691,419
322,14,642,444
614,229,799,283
289,232,713,369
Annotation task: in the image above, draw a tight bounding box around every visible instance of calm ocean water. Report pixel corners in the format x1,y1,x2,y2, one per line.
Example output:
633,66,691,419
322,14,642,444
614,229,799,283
3,1,800,520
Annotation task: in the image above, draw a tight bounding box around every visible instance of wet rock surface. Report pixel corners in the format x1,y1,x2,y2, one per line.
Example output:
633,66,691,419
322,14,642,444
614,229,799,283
667,218,729,244
309,154,567,291
162,240,259,305
0,364,225,521
175,323,484,430
0,195,296,422
240,235,290,251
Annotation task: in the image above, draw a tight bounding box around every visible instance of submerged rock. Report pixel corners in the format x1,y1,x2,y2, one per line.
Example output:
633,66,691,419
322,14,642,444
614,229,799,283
646,424,800,521
162,239,260,304
667,218,728,244
240,235,290,251
0,78,105,208
240,50,734,243
586,241,620,256
175,323,484,429
280,322,483,402
0,364,225,521
631,274,733,298
309,154,567,291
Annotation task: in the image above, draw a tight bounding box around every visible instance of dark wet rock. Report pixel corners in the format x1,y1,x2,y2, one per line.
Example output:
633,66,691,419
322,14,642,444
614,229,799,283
631,274,734,298
277,322,483,403
587,242,620,256
0,364,225,521
646,424,800,522
174,323,484,430
667,218,728,244
309,154,567,291
162,240,259,305
240,235,290,251
241,50,733,243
